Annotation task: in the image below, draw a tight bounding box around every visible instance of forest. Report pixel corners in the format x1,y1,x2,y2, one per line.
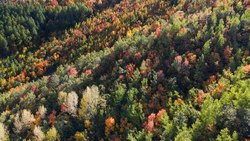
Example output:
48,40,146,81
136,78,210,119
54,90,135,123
0,0,249,140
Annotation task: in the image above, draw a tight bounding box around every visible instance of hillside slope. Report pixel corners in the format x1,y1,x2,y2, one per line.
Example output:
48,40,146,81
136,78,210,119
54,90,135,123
0,0,249,140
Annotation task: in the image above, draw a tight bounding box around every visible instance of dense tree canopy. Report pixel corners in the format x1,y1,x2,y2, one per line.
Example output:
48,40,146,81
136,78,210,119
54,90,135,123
0,0,249,140
0,2,91,56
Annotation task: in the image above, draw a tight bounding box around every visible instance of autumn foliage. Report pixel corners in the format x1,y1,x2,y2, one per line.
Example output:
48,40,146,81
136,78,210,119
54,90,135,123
0,0,249,140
